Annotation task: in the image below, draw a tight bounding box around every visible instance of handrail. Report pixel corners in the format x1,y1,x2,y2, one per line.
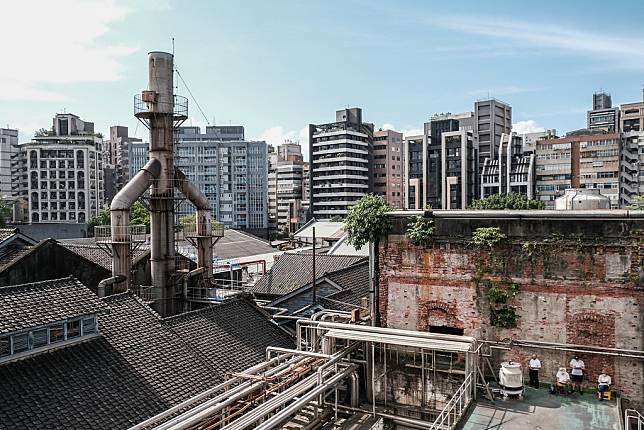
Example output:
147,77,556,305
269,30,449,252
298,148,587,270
94,224,147,243
182,221,224,238
428,372,474,430
625,409,644,430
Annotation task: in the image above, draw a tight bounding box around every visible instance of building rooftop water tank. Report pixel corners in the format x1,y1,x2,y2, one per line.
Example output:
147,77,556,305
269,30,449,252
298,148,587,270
555,188,611,210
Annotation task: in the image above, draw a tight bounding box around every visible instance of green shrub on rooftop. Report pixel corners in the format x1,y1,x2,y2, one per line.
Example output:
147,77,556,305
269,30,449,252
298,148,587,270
468,193,545,210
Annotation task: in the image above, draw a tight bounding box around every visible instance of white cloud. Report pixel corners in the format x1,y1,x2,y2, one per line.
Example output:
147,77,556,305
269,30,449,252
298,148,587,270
255,126,310,160
0,0,138,101
378,123,423,138
430,15,644,69
512,120,545,134
380,123,396,131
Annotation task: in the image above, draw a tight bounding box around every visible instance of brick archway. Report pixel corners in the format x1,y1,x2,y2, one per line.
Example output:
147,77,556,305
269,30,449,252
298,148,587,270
417,300,462,332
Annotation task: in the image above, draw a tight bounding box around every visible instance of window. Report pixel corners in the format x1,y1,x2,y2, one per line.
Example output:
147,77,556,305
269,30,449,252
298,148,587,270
49,324,65,343
31,329,48,348
0,337,9,357
12,333,29,353
82,317,96,335
67,320,81,339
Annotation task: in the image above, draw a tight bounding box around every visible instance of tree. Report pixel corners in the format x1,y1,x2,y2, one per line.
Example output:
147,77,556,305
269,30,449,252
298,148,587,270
34,127,53,137
344,194,392,250
0,199,11,228
628,195,644,210
468,193,545,210
329,215,344,222
87,201,150,236
344,194,392,327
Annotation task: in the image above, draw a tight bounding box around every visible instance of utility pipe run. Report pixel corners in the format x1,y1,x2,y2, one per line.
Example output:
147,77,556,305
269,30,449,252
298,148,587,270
97,275,126,298
110,158,161,292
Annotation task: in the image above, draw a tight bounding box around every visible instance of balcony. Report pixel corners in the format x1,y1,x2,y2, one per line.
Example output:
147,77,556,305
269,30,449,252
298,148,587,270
94,224,147,244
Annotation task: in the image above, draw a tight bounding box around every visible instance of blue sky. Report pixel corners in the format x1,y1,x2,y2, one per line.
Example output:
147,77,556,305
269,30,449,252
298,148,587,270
2,0,644,160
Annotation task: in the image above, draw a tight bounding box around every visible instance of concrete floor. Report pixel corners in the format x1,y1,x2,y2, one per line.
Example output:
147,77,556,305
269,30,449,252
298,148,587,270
460,387,619,430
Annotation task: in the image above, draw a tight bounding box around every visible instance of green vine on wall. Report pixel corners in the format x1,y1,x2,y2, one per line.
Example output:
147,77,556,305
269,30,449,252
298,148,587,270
471,227,520,329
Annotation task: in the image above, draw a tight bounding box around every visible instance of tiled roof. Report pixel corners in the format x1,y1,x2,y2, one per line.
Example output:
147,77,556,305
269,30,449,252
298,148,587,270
166,298,293,374
0,228,16,243
0,277,110,335
252,253,366,296
320,263,370,311
0,246,34,272
212,229,276,259
0,289,293,429
59,242,150,270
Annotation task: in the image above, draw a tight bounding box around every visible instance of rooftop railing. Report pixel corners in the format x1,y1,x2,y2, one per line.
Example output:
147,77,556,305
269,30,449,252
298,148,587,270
181,221,224,238
94,224,147,243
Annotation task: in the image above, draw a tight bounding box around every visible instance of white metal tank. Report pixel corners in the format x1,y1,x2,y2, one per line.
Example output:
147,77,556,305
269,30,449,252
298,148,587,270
555,188,611,210
499,361,523,389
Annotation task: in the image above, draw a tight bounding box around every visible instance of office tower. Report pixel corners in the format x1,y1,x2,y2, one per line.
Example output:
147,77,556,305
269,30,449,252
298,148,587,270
103,126,143,204
441,130,478,209
521,129,558,153
373,129,404,209
268,142,305,233
0,128,18,199
425,112,474,208
480,132,535,199
474,99,512,167
534,131,622,208
13,113,104,223
587,91,619,132
620,101,644,132
130,126,268,231
403,134,424,209
308,108,373,220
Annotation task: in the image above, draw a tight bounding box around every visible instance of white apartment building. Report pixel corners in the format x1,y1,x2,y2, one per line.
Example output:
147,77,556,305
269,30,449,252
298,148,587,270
14,114,103,223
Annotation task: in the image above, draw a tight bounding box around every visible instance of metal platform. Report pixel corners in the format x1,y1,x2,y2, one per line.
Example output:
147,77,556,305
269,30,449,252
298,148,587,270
134,93,188,128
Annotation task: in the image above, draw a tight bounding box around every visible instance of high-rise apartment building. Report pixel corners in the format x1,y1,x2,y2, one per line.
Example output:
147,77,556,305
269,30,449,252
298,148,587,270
0,128,18,199
103,126,143,204
441,130,478,209
480,132,535,199
474,99,512,167
130,126,268,231
308,108,373,220
403,135,424,209
12,114,104,223
425,112,475,208
534,131,622,208
268,142,305,233
373,129,404,209
620,101,644,132
588,91,619,132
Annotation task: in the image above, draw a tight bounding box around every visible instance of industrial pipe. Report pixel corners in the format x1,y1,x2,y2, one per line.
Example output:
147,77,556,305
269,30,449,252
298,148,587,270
175,167,213,278
97,275,126,298
253,364,358,430
110,158,161,292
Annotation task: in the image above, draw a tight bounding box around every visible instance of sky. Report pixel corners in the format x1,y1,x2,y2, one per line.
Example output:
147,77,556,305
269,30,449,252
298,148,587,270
2,0,644,161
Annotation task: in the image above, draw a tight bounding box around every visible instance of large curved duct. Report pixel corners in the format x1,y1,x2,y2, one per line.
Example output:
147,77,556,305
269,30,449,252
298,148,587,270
175,167,213,278
110,158,161,292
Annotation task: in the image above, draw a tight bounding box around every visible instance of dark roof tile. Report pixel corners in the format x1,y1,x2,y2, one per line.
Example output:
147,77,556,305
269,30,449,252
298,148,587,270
0,277,110,335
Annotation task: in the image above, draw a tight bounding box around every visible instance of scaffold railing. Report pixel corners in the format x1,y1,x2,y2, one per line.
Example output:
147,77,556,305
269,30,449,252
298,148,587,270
134,93,188,119
625,409,644,430
131,285,159,303
94,225,147,243
182,221,224,238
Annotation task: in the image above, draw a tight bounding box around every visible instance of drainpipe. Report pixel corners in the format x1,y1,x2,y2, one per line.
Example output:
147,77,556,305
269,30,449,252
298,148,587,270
175,167,213,279
97,275,126,298
110,158,161,292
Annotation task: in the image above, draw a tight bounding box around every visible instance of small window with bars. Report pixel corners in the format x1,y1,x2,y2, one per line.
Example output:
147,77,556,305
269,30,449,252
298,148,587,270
0,337,10,357
67,320,81,339
49,324,65,343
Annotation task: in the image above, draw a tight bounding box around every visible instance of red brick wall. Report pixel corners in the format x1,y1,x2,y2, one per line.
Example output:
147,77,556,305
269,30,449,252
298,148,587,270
378,234,643,402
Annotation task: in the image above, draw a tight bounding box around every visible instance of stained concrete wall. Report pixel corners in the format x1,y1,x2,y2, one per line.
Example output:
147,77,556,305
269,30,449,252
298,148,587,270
378,211,643,403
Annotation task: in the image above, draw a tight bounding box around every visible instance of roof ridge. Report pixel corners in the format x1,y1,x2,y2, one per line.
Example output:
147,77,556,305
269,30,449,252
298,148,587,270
0,275,79,292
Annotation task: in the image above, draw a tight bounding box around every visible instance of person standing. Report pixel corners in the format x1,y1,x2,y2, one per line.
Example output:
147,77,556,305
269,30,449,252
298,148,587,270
569,355,585,394
528,354,541,388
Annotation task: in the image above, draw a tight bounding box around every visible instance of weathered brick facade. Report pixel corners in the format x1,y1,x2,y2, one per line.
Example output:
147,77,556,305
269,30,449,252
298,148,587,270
378,211,643,403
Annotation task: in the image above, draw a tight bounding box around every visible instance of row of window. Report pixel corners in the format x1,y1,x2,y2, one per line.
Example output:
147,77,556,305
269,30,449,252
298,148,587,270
0,317,97,359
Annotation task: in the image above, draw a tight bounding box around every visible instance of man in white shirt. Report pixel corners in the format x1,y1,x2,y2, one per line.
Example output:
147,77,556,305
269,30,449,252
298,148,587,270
597,369,612,400
556,367,571,394
569,355,585,394
528,354,541,388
